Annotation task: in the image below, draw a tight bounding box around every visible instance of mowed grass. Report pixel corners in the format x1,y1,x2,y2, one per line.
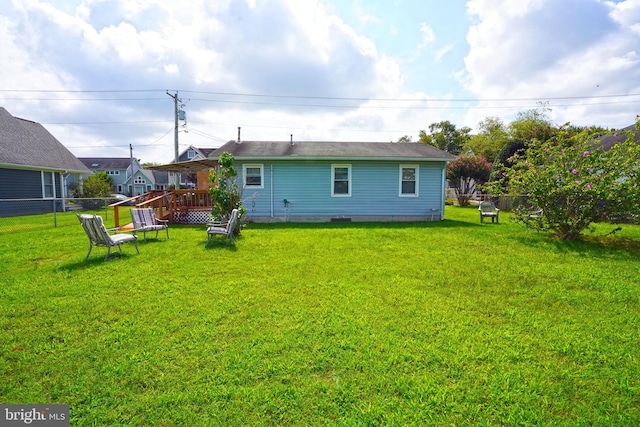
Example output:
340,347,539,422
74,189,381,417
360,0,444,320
1,207,639,426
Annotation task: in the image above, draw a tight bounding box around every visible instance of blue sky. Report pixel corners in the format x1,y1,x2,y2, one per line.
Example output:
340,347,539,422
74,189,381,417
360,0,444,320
1,0,638,164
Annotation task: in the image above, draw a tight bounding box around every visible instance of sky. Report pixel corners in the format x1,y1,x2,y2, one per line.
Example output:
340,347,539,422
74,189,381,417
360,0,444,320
1,0,639,164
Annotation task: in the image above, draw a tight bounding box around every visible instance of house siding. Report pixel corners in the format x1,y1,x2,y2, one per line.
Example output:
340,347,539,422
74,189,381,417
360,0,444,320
238,160,445,221
0,168,64,216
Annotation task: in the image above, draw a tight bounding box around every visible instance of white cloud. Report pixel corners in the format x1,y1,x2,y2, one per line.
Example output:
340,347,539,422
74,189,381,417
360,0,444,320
418,22,435,48
1,0,411,162
462,0,640,129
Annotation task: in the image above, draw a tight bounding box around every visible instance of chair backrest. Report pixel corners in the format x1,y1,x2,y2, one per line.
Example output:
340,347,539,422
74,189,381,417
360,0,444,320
131,208,156,228
78,214,111,246
479,201,496,212
226,209,239,237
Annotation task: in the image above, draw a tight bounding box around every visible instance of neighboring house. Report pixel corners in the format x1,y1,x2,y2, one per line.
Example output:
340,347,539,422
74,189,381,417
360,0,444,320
174,146,217,188
0,107,89,216
151,169,170,190
77,157,155,196
209,139,456,222
596,123,640,150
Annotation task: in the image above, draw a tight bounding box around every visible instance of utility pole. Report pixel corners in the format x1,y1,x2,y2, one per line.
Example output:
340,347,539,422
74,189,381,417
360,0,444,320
166,90,181,188
129,144,134,195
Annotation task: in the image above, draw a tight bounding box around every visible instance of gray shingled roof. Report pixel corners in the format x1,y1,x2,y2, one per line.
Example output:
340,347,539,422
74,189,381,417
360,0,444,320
148,139,456,172
595,124,640,151
79,157,134,170
211,140,457,161
0,107,89,173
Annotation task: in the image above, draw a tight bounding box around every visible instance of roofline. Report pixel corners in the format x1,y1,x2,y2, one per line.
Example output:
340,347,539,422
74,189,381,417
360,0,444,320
232,155,455,162
0,162,89,174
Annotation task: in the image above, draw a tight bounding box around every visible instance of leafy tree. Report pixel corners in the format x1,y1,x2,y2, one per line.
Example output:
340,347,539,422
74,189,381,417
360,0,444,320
508,109,556,143
397,135,413,143
496,121,640,240
80,172,113,209
446,155,492,206
419,120,471,155
465,116,509,163
208,152,245,235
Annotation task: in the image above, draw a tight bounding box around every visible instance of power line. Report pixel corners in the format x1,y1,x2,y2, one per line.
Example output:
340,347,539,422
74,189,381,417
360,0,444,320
1,88,639,103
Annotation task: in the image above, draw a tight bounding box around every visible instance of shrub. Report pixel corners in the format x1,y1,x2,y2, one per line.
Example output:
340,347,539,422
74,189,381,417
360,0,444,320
500,121,640,240
79,172,113,209
208,152,246,235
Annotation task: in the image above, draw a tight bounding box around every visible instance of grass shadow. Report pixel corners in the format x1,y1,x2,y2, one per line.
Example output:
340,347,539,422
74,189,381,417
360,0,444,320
514,232,640,260
58,252,138,271
204,237,239,251
244,219,480,231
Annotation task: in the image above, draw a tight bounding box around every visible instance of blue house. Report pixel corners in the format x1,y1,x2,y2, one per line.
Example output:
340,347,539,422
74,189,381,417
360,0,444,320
0,107,89,216
212,139,455,222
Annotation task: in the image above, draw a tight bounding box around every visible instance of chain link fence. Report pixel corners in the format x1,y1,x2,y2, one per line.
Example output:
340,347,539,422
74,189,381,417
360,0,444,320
0,198,122,234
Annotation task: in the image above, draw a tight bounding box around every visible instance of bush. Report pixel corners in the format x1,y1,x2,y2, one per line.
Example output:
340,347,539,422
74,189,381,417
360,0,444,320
499,121,640,240
208,152,246,235
79,172,113,209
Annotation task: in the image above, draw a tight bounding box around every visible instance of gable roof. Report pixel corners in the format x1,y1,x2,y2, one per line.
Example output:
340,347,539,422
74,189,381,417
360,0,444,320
0,107,89,173
212,140,457,161
595,124,640,151
79,157,135,170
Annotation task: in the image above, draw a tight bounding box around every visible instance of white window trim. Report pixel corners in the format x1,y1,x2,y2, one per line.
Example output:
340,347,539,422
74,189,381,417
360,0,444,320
41,171,56,199
399,164,419,197
331,164,352,197
243,164,264,189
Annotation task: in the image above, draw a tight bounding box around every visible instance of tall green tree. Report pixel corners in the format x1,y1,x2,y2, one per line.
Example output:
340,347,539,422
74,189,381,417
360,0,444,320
465,116,509,163
419,120,471,155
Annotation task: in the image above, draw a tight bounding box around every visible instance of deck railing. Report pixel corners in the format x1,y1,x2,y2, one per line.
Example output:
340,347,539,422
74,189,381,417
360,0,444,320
110,190,213,228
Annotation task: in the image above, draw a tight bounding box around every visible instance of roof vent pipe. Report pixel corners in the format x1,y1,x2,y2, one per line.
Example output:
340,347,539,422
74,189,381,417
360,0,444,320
237,127,241,144
290,134,294,146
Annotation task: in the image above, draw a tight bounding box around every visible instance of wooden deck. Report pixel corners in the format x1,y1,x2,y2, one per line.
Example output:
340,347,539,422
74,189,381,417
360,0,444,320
110,190,213,228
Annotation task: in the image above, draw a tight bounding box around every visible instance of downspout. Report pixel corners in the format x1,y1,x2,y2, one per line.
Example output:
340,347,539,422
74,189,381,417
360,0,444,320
441,164,447,220
270,164,274,218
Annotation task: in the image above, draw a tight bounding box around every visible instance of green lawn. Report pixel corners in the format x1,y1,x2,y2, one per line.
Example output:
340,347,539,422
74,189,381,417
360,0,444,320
1,207,639,426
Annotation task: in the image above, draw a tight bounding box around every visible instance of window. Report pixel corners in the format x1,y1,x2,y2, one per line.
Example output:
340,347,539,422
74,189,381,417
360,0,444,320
400,165,418,197
332,164,351,197
243,164,264,188
134,176,145,184
42,172,55,198
107,170,120,175
187,149,196,159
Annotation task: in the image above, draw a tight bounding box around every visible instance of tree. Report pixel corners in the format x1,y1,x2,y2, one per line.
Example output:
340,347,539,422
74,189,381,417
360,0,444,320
397,135,413,143
79,172,113,209
464,116,509,163
419,120,471,155
508,109,556,143
446,155,492,206
498,121,640,240
208,152,245,235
